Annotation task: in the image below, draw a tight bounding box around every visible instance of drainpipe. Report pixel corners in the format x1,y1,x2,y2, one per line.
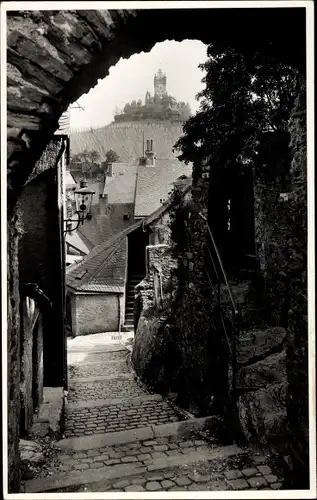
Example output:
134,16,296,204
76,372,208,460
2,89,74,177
118,294,122,334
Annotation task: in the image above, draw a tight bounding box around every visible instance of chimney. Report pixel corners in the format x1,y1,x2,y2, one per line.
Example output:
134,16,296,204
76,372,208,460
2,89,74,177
99,193,109,215
145,139,155,166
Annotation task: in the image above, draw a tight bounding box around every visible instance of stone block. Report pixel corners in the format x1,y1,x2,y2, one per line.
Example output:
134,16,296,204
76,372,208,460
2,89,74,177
224,470,243,480
227,478,249,490
237,350,286,390
145,481,162,491
237,327,286,365
19,439,44,465
238,382,288,448
247,476,268,488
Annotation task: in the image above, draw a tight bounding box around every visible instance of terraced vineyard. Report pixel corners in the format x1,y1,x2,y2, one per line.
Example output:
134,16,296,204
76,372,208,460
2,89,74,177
70,120,185,162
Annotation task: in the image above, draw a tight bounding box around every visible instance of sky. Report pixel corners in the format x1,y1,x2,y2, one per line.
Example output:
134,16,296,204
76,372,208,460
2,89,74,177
69,40,207,131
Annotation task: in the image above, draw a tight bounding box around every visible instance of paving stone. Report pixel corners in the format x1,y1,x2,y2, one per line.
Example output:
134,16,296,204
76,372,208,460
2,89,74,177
138,453,151,461
169,443,178,450
145,481,162,491
257,465,272,475
90,462,103,469
265,474,279,483
153,444,168,452
179,440,194,448
188,483,205,491
104,458,120,465
143,440,157,446
225,470,243,480
73,463,89,470
124,485,146,491
121,456,138,463
175,477,192,486
151,451,167,460
270,482,282,489
190,474,210,483
82,458,94,463
242,467,258,478
161,479,175,488
248,476,268,488
227,478,249,490
170,486,186,491
208,480,229,490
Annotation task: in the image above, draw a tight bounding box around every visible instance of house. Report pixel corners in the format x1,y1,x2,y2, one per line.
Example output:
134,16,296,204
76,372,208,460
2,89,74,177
66,171,192,336
73,139,192,249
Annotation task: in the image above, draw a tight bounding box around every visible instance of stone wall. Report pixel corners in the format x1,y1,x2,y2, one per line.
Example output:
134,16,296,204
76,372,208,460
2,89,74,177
7,205,22,493
71,292,121,336
19,298,44,436
132,244,178,386
236,327,288,453
251,74,308,486
19,168,65,387
284,75,309,488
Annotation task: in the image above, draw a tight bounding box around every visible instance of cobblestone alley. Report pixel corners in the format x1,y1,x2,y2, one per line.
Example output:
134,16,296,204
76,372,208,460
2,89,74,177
24,332,284,493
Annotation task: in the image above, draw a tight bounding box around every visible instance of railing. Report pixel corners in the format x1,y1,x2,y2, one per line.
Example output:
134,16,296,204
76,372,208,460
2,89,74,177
198,212,240,423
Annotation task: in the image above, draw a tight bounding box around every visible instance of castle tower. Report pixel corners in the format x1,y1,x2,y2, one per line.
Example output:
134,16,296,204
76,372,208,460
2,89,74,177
154,68,167,99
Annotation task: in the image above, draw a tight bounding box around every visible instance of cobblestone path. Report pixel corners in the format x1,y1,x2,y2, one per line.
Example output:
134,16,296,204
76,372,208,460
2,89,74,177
25,332,285,493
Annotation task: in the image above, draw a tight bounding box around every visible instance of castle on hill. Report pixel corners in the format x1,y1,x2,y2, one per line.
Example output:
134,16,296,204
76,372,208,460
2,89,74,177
114,69,191,123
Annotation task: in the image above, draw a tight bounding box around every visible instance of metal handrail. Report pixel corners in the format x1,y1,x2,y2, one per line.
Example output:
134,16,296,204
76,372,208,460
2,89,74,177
199,212,239,316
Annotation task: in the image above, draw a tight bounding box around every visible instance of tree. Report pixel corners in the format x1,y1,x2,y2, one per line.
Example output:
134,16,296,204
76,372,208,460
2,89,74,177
174,45,297,266
174,46,297,174
70,149,102,178
105,149,120,165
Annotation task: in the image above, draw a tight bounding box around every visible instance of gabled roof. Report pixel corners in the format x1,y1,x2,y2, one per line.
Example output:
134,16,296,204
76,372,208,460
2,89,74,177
66,220,142,293
134,163,192,217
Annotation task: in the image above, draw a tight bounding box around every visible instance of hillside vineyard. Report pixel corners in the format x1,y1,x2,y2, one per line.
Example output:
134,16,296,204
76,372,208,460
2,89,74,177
70,121,184,162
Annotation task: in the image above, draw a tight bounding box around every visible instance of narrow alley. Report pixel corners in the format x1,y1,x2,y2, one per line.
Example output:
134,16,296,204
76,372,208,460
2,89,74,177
23,332,284,493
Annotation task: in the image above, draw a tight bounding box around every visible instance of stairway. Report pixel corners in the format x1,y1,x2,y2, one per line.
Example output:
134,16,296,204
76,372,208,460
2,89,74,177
123,274,145,331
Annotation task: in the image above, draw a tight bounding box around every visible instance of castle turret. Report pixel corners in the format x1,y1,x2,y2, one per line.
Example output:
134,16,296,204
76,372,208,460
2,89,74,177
154,68,167,99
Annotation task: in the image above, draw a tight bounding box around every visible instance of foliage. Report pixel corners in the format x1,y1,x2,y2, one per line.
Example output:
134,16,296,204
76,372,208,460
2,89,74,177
69,148,102,178
174,46,297,178
69,148,119,179
104,149,119,165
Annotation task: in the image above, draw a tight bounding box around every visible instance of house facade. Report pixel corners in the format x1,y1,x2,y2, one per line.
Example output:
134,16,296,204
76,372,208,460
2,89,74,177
66,139,192,335
18,135,68,437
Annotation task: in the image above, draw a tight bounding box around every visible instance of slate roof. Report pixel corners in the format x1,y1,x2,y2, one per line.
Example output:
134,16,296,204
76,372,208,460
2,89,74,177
104,165,138,204
134,163,192,217
66,220,142,293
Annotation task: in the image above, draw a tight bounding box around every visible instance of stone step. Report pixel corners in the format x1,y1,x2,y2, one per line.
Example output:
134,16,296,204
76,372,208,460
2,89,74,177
25,439,244,492
55,415,223,451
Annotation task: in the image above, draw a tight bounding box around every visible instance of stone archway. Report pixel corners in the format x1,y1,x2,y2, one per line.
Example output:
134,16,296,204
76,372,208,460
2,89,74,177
7,7,306,209
5,6,308,493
